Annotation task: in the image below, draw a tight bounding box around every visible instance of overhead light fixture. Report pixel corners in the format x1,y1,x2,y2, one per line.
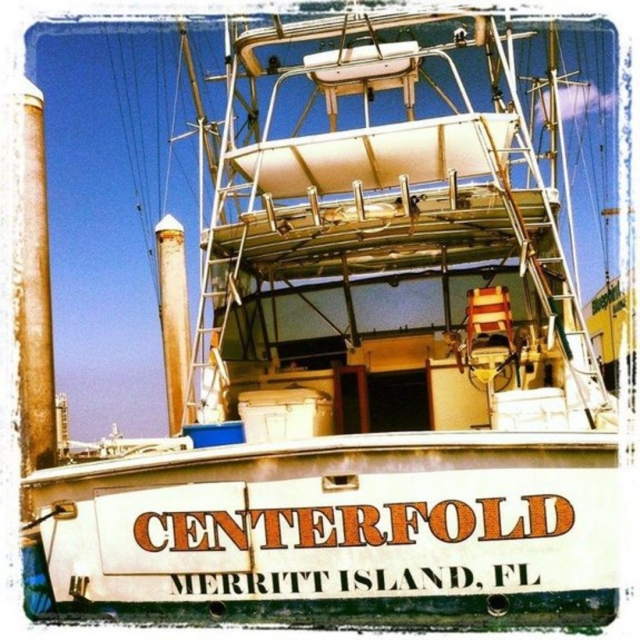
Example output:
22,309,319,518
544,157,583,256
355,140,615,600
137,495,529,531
277,220,293,236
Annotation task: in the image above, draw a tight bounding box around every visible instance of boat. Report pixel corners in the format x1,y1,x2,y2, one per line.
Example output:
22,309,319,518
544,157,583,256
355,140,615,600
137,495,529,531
18,3,629,631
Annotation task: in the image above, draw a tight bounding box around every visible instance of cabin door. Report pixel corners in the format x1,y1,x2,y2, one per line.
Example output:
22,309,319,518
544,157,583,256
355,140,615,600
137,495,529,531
333,366,431,433
367,370,431,432
333,365,370,434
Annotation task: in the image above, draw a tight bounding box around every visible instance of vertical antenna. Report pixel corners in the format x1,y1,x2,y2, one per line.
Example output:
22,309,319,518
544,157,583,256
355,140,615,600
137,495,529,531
548,22,558,190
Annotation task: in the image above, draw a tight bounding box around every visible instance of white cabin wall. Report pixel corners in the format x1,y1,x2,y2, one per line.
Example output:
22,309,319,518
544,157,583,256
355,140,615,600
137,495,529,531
224,335,565,432
347,334,437,372
427,359,490,430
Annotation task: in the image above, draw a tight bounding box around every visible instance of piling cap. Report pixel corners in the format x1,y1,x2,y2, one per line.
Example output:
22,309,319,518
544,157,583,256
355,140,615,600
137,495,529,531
1,77,44,107
155,214,184,234
20,78,44,102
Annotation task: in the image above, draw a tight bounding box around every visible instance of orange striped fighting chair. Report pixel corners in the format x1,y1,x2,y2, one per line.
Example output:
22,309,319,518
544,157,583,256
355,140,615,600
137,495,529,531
465,285,519,384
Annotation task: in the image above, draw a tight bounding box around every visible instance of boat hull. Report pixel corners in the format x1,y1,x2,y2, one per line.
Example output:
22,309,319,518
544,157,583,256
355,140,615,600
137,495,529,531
24,432,619,629
47,589,617,630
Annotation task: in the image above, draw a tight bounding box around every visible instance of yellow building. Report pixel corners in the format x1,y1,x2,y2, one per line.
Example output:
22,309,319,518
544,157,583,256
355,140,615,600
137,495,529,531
583,270,636,395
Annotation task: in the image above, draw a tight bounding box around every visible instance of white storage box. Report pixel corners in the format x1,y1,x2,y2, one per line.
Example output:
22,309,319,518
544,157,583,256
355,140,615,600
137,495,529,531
238,387,333,444
491,387,568,431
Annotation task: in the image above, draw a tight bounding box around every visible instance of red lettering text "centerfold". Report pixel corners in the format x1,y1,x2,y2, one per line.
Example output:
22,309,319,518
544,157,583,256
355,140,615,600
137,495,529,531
132,494,575,553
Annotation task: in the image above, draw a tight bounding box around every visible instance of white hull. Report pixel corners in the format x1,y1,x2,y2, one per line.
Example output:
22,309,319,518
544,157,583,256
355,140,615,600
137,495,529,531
25,432,618,626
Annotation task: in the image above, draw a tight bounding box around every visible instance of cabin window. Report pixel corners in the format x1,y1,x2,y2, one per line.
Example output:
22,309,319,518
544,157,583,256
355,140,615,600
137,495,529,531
352,277,445,334
447,272,536,330
243,285,352,368
219,298,268,361
262,286,350,342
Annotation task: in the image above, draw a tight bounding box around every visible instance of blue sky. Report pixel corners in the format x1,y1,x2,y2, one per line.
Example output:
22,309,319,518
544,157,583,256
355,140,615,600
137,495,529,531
20,9,627,443
24,21,226,442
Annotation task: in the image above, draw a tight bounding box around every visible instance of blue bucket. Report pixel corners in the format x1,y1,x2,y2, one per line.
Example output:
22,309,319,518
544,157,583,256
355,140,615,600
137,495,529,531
182,421,245,448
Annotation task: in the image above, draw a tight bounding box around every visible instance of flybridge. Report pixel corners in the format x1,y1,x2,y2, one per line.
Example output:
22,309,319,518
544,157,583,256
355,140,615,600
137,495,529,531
182,8,611,430
132,493,575,554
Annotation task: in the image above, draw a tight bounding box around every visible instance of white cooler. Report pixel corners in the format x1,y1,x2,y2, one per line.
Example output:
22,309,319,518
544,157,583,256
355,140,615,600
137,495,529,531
491,387,569,431
238,387,333,444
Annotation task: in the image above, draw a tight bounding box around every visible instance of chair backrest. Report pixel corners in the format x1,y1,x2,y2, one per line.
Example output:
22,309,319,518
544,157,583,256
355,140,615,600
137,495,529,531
466,286,514,352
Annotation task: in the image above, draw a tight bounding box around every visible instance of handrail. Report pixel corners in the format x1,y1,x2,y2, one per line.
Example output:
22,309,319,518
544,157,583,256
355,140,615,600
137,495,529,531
234,12,467,76
243,47,476,212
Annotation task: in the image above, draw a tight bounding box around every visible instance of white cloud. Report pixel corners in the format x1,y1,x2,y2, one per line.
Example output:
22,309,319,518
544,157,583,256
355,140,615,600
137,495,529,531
535,83,617,123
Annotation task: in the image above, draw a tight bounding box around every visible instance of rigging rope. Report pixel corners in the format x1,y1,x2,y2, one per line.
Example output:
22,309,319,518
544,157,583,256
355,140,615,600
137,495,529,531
21,505,65,532
162,37,184,218
105,25,223,303
551,25,616,301
105,29,160,305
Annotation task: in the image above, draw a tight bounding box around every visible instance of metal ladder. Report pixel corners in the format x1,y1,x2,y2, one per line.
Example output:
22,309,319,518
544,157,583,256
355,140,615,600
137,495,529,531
473,115,610,423
181,222,249,426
